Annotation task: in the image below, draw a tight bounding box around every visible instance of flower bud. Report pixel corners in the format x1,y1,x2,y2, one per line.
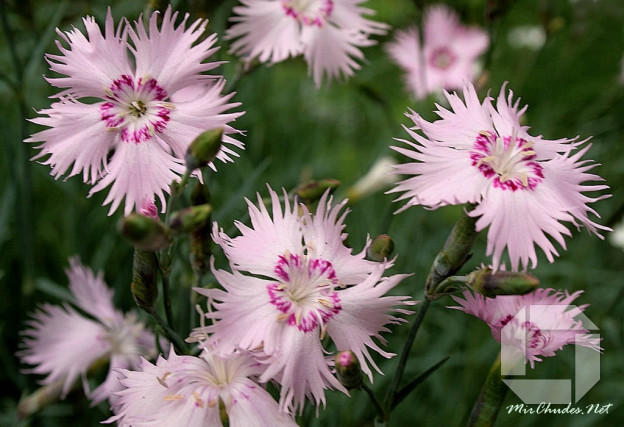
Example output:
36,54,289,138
168,204,212,234
131,249,159,311
185,128,223,171
347,156,398,202
366,234,394,262
119,214,170,251
335,350,363,389
294,178,340,205
466,268,539,297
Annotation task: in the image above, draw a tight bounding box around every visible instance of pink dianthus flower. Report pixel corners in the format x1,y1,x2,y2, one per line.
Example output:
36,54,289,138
20,258,159,405
449,288,601,367
226,0,388,86
390,82,610,271
108,346,296,426
196,186,414,413
27,7,243,215
386,5,488,99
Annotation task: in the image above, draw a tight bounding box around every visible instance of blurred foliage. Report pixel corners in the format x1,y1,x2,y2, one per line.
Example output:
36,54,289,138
1,0,623,425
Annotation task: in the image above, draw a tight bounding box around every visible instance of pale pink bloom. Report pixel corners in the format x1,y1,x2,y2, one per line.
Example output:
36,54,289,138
226,0,388,86
386,5,488,99
197,186,413,413
20,258,159,405
449,288,601,367
108,346,296,426
390,82,610,271
27,7,243,215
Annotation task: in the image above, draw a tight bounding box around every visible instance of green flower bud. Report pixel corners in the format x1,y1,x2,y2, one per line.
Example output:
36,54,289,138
366,234,394,262
168,204,212,234
131,249,159,311
335,350,363,389
294,178,341,205
119,214,170,251
185,128,223,171
466,267,539,297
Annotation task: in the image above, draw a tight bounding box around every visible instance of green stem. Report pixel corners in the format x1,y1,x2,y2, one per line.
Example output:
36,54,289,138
361,382,386,422
160,269,174,329
148,308,187,354
425,205,479,297
384,298,431,419
467,353,508,427
384,206,480,423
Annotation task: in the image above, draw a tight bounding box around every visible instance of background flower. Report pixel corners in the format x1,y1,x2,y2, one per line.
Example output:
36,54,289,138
386,4,488,99
27,7,244,215
19,257,159,405
226,0,388,86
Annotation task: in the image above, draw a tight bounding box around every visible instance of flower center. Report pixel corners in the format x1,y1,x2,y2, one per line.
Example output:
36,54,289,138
282,0,334,26
100,75,173,144
267,253,341,332
470,131,544,191
429,47,456,70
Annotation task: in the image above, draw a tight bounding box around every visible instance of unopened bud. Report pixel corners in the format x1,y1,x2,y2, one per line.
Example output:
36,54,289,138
131,249,159,310
466,268,539,297
168,204,212,233
347,156,398,202
335,350,363,389
294,178,341,205
185,128,223,171
366,234,394,262
119,214,170,251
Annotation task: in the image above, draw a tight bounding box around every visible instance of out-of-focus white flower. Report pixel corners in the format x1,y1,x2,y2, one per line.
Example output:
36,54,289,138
347,156,398,201
507,25,546,50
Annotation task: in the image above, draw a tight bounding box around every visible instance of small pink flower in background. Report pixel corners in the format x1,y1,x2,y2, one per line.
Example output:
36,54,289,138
449,288,601,367
197,186,413,413
20,258,159,405
389,82,610,271
108,346,296,426
226,0,388,86
386,4,488,99
27,7,244,215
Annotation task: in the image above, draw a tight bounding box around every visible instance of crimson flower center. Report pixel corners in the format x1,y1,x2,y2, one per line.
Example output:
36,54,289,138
470,130,544,191
267,253,341,333
282,0,334,26
100,75,172,144
429,47,456,70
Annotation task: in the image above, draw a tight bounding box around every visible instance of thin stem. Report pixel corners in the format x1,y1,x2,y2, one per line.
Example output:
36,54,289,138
467,352,507,427
148,308,187,354
384,297,431,417
160,269,174,329
361,382,385,422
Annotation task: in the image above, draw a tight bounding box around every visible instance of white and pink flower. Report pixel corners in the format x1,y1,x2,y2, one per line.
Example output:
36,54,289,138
20,258,159,405
27,7,244,215
196,186,413,413
108,346,296,426
449,288,601,367
225,0,388,86
386,5,488,99
390,82,610,271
